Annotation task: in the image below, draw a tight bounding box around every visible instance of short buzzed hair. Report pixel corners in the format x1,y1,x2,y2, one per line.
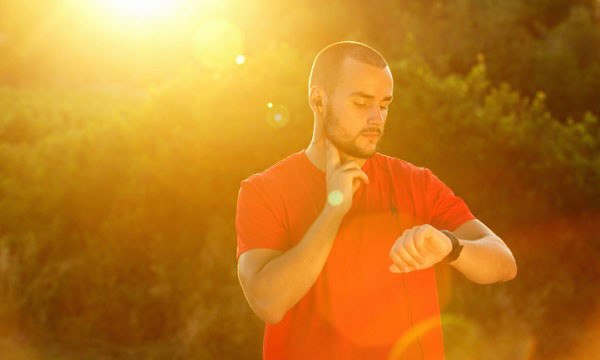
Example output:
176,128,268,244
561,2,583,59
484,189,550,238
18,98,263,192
308,41,389,97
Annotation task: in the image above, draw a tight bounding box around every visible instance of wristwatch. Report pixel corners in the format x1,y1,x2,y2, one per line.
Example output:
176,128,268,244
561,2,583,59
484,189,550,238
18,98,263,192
440,230,463,264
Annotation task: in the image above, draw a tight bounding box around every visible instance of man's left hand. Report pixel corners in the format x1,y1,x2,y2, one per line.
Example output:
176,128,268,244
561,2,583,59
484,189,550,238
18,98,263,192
389,224,452,273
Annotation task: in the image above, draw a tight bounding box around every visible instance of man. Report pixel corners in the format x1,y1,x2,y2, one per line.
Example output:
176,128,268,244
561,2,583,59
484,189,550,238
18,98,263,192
235,41,517,359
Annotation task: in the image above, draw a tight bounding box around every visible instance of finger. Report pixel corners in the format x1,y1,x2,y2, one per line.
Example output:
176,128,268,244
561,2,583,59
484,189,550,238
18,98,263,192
400,228,411,239
413,228,427,255
396,243,421,270
341,169,370,185
395,229,411,252
390,250,410,272
403,226,419,250
405,236,425,265
398,228,411,247
390,240,417,272
402,225,427,263
409,226,420,238
326,139,341,173
389,247,405,269
389,263,402,273
337,161,361,172
391,230,413,270
414,224,430,241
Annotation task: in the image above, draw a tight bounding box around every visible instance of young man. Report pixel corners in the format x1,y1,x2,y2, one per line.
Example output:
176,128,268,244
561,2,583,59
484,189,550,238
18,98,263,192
235,41,517,359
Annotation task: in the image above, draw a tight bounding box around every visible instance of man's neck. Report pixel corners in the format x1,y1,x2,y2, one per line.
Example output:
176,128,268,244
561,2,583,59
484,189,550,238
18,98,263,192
305,141,366,173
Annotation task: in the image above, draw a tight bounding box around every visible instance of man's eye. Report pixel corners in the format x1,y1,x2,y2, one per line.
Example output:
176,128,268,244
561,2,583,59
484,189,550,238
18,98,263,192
354,102,367,107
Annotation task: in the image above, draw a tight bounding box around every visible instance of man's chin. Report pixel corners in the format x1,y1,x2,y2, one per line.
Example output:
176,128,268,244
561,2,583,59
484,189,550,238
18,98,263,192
361,150,378,159
343,147,377,159
356,144,379,158
330,138,378,159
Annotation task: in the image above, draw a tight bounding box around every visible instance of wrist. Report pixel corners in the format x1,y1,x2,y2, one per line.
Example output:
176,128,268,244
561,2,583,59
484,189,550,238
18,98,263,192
321,203,345,222
440,230,463,264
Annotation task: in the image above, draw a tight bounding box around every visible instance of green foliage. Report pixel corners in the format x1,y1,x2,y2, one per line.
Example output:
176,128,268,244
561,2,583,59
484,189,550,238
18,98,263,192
1,1,600,359
365,0,600,120
1,44,599,358
383,55,600,223
0,85,261,358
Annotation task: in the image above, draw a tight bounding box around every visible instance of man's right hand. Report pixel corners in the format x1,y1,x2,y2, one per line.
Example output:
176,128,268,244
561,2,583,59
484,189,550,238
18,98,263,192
325,139,369,215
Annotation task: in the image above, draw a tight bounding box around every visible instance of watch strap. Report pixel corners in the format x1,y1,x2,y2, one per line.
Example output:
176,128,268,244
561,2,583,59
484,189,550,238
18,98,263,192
440,230,463,264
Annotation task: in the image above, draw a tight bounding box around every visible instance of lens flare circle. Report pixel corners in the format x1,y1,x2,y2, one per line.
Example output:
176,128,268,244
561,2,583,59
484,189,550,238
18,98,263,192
265,104,290,128
328,190,343,206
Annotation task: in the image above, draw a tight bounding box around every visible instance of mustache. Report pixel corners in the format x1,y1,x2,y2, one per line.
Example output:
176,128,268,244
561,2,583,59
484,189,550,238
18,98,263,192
361,128,384,135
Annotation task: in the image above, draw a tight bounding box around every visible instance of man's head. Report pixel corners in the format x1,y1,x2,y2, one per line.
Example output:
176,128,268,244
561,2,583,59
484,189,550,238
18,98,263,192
308,41,393,159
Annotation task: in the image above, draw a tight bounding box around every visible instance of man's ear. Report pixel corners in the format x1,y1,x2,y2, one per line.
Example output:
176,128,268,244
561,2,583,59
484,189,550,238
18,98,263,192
309,86,326,115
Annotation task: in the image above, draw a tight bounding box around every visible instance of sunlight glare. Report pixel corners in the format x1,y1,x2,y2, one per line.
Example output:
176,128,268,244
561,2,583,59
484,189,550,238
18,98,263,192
101,0,180,22
192,19,244,70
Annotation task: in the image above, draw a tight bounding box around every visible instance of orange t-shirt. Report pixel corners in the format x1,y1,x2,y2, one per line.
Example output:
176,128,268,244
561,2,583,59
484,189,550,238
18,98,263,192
235,149,476,360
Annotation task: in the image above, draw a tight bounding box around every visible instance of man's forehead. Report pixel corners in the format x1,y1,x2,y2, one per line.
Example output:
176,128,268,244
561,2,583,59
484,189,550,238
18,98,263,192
348,91,393,102
336,57,393,98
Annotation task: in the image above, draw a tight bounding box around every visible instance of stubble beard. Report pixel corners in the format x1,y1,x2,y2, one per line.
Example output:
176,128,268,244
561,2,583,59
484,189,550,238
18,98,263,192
323,105,380,159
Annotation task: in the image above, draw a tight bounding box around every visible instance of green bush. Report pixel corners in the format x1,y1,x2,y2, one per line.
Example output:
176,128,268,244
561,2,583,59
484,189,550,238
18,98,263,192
0,44,598,359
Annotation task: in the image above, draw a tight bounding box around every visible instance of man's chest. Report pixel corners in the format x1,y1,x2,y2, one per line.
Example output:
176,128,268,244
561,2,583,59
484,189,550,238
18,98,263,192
281,177,423,250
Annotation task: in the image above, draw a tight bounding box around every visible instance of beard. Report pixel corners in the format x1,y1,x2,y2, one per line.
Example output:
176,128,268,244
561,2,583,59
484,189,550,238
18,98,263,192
323,103,382,159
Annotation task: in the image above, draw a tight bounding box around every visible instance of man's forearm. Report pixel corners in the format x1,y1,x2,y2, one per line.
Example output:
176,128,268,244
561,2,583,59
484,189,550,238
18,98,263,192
253,205,344,323
448,235,517,284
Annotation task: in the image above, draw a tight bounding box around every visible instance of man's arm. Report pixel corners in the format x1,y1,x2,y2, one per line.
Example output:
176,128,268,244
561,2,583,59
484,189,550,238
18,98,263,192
389,219,517,284
238,205,343,324
447,219,517,283
237,140,369,324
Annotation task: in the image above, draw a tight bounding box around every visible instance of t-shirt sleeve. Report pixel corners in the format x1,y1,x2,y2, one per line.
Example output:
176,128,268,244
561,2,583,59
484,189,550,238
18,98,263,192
421,168,476,231
235,177,289,262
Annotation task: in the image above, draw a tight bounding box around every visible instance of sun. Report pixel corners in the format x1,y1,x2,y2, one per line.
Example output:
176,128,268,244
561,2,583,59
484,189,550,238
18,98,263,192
101,0,181,22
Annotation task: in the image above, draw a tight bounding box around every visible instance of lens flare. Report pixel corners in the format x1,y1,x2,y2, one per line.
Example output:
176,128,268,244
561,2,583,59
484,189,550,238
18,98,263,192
328,190,343,206
387,315,443,360
265,104,290,128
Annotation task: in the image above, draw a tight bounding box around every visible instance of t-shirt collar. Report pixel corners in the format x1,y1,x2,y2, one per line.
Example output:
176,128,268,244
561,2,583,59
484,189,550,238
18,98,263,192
300,148,371,177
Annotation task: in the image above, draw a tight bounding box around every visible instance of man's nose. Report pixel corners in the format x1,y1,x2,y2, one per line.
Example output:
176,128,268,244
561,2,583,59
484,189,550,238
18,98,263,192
367,107,385,125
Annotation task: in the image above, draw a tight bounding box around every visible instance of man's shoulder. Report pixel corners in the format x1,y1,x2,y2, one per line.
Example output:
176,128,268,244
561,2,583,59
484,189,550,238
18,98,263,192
374,152,431,177
241,150,305,188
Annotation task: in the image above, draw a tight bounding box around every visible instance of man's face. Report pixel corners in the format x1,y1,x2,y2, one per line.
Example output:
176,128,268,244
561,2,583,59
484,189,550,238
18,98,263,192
323,57,394,159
